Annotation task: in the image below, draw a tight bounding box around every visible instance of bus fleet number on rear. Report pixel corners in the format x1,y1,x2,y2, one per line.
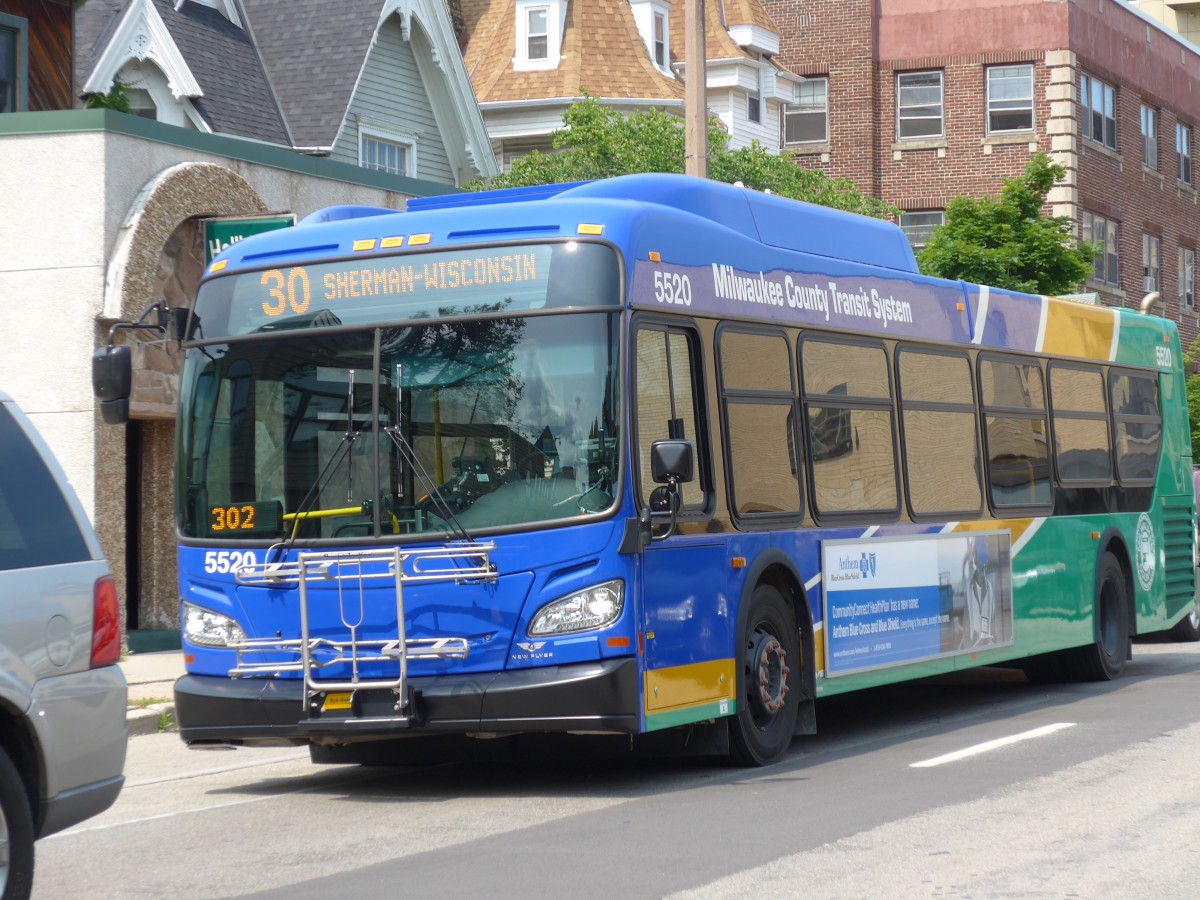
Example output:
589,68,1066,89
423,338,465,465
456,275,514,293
653,270,692,306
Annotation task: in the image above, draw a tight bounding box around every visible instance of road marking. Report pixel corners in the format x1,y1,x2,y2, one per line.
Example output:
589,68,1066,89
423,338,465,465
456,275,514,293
910,722,1075,768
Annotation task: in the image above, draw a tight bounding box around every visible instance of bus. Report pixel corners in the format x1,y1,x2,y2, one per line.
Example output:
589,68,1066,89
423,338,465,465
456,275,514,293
95,173,1198,766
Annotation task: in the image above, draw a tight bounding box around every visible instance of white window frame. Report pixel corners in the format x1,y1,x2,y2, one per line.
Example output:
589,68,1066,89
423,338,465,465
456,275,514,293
1142,233,1161,294
1082,211,1119,286
653,12,666,69
985,64,1034,134
897,71,944,140
1180,247,1195,311
1141,104,1157,170
781,76,828,146
1080,73,1116,150
899,211,945,252
359,124,417,177
1177,122,1192,185
747,57,763,124
514,0,565,71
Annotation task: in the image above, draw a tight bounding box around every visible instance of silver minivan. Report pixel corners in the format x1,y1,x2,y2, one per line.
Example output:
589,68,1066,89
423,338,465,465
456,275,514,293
0,392,127,900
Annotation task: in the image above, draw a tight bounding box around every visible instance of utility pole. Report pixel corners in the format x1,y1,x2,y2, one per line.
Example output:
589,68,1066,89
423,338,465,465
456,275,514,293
684,0,707,179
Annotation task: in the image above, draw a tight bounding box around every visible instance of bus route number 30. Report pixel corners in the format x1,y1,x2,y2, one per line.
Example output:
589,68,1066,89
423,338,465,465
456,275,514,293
653,270,692,306
203,550,258,574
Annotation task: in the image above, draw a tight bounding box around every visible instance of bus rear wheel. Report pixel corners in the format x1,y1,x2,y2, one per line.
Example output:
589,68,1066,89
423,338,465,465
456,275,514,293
1066,551,1130,681
729,584,800,767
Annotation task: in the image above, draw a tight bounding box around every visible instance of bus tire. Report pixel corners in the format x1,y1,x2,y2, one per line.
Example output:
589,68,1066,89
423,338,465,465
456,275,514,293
1167,604,1200,642
1064,551,1130,682
0,745,34,900
729,584,800,767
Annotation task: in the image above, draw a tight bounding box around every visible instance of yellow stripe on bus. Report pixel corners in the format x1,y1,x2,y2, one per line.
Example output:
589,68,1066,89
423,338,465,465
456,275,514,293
1040,300,1116,361
644,659,735,713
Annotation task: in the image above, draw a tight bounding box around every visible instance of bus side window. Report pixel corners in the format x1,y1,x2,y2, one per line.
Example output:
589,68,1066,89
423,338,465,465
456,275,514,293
635,325,706,509
979,356,1052,510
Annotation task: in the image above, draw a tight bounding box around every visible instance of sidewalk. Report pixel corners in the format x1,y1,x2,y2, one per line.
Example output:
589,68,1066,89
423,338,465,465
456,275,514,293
121,649,185,737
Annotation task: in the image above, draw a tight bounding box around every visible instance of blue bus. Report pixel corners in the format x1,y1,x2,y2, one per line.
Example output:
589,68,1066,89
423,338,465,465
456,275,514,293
100,173,1196,766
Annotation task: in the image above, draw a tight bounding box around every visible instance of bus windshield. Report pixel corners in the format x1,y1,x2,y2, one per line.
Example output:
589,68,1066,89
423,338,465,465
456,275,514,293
177,311,621,540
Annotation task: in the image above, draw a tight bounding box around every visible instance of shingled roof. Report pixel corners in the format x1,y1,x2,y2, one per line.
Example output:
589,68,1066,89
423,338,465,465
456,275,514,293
461,0,683,104
76,0,290,146
238,0,384,150
458,0,794,114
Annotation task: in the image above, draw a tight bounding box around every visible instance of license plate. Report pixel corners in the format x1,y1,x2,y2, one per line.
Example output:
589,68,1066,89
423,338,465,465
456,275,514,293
322,692,354,711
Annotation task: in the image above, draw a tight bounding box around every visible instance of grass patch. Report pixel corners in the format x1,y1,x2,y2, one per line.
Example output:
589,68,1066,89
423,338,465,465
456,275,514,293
128,697,171,709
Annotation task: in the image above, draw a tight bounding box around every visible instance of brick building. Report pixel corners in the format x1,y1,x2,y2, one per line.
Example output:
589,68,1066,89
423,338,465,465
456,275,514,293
764,0,1200,351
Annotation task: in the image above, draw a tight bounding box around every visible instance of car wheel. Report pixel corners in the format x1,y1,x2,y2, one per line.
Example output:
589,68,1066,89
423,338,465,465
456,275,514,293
0,745,34,900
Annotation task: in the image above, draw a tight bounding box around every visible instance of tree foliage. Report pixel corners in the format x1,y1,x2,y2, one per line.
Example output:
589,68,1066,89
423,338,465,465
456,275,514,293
471,95,895,218
85,78,132,113
915,152,1094,295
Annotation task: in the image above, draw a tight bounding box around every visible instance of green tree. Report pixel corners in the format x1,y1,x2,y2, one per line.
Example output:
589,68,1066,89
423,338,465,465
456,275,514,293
85,78,132,113
472,95,894,218
1184,336,1200,463
916,152,1094,295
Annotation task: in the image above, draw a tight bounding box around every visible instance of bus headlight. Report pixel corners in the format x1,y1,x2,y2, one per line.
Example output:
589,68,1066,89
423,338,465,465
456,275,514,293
183,602,247,647
529,580,624,636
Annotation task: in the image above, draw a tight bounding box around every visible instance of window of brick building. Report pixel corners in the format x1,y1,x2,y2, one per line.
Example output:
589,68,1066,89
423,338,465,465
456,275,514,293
986,65,1033,133
1177,122,1192,185
1141,104,1157,170
1080,73,1115,150
1142,234,1161,294
782,77,828,145
1180,247,1195,311
897,71,943,140
1082,211,1119,286
899,211,944,252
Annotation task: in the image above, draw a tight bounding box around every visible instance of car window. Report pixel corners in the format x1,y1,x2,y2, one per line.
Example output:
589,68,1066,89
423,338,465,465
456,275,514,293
0,404,91,570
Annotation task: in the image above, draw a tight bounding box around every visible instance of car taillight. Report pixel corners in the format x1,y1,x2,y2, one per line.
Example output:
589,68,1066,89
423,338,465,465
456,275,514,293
91,575,121,668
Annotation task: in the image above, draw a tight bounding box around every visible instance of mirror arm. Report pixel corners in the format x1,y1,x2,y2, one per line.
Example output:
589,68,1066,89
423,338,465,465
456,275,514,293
105,299,182,347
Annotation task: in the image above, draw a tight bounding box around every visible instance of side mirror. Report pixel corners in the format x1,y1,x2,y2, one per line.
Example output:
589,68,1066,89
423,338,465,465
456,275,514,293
93,346,132,425
650,439,694,484
92,345,131,402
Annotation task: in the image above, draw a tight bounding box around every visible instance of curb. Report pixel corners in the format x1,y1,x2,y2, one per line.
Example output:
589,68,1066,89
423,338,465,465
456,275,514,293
127,702,177,737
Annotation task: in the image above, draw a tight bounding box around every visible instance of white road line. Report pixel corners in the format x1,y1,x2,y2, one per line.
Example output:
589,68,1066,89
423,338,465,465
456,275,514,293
910,722,1075,768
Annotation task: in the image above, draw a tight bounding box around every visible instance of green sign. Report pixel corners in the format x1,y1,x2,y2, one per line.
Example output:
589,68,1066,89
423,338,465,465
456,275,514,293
203,214,296,264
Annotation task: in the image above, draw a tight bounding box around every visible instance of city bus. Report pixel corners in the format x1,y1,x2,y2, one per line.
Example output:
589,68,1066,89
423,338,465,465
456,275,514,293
96,173,1197,766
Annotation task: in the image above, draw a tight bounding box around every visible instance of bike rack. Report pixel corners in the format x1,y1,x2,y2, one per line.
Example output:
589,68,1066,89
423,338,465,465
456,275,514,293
231,544,497,713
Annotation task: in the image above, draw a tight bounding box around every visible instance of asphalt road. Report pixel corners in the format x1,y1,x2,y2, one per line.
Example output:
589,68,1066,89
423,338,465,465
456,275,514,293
33,641,1200,899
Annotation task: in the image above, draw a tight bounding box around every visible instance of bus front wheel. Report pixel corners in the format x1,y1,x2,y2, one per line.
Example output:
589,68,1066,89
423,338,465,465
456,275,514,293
729,584,800,766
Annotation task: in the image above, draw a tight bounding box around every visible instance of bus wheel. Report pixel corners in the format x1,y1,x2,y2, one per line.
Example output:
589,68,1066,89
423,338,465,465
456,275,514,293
729,584,800,766
0,745,34,900
1066,551,1130,682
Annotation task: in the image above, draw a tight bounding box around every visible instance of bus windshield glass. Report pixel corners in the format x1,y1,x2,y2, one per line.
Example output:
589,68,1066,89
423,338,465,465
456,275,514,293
177,310,621,540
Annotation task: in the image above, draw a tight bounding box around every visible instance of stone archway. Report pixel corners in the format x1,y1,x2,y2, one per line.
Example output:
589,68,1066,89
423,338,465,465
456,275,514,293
97,163,270,641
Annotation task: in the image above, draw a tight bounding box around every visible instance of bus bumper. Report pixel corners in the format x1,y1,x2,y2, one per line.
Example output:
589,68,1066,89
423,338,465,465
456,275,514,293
174,657,640,747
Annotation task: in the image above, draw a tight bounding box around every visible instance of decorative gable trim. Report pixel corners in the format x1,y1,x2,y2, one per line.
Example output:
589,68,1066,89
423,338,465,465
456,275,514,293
175,0,242,30
84,0,203,100
327,0,497,183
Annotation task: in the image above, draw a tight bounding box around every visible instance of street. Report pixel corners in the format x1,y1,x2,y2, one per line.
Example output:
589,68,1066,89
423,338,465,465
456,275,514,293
33,641,1200,899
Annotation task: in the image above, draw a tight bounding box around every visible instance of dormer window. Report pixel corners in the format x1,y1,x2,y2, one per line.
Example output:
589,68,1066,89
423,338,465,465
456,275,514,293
629,0,673,76
515,0,566,70
527,7,548,60
174,0,242,28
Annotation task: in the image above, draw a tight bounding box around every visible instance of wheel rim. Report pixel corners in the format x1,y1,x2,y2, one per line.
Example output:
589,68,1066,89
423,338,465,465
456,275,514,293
746,625,790,725
1190,605,1200,630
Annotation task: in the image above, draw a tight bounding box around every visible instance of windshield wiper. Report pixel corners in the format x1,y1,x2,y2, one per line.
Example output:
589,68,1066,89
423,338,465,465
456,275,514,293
267,371,361,563
387,364,475,545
